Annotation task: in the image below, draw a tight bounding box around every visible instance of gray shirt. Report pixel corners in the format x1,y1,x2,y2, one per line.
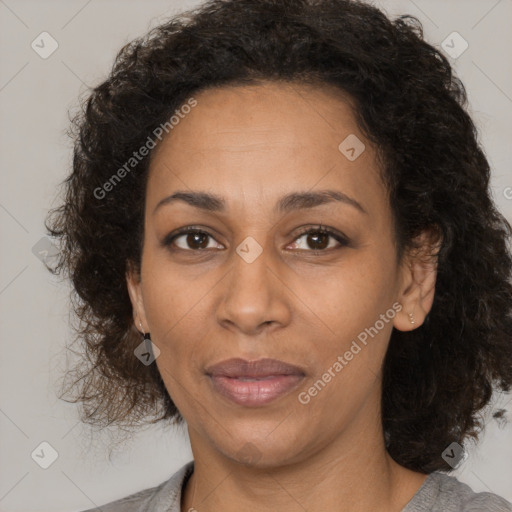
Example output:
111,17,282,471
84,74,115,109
83,461,512,511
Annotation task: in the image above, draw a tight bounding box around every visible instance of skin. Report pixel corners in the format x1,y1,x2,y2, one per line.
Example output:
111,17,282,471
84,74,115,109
126,81,439,512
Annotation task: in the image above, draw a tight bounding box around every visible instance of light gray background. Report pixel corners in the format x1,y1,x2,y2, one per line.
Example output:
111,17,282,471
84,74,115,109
0,0,511,510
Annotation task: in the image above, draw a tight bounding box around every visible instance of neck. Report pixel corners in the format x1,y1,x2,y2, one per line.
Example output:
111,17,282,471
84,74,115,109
181,409,426,512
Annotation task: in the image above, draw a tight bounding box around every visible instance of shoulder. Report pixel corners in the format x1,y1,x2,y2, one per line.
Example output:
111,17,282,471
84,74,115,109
79,460,194,512
404,472,512,512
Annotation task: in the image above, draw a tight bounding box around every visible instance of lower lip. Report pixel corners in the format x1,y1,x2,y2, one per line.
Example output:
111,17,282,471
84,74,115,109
208,374,304,407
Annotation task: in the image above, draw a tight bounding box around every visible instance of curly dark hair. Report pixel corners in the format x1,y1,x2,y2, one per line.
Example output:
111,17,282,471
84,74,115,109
46,0,512,473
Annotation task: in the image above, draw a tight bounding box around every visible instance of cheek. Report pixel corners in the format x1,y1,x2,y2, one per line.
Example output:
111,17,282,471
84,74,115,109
142,274,209,414
138,223,222,363
140,252,220,392
297,249,397,334
296,257,399,406
296,260,397,420
141,247,217,331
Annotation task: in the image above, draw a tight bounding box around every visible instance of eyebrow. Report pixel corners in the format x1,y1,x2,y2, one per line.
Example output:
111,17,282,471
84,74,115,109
153,189,367,216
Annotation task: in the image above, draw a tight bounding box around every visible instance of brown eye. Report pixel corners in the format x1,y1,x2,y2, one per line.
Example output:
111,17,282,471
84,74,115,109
183,232,210,249
305,232,330,250
164,228,224,251
289,227,349,252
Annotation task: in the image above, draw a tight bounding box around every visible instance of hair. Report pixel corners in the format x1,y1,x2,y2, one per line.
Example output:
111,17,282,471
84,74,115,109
46,0,512,473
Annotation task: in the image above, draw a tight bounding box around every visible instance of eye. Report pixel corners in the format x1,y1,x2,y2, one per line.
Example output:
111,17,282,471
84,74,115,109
162,225,349,253
164,227,224,251
288,226,349,252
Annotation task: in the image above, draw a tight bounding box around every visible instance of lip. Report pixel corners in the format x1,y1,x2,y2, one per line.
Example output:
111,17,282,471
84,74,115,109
205,358,306,407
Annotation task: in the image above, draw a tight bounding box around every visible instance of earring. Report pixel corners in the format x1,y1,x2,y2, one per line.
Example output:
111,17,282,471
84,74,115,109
408,312,415,325
139,321,151,340
135,320,159,365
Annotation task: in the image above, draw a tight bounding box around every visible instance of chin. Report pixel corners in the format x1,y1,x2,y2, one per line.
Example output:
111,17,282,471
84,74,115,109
214,427,307,469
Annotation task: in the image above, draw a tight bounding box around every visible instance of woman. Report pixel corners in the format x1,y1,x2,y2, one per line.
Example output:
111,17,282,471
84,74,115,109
46,0,512,510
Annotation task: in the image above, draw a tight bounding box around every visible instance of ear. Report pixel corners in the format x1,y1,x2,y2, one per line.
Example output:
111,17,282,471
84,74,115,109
393,226,442,332
126,261,148,333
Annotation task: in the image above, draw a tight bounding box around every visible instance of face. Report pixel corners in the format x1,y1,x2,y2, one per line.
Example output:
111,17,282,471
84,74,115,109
127,81,434,469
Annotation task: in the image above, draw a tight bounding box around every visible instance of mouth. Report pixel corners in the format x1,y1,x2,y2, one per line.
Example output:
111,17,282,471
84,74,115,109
205,358,306,407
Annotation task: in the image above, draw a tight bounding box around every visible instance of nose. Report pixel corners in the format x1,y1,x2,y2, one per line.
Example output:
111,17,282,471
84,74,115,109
215,241,292,336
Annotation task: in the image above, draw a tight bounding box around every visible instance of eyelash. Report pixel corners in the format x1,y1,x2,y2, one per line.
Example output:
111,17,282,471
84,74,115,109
163,225,350,254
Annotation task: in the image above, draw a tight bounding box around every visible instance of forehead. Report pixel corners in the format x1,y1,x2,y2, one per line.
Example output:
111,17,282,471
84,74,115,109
147,81,386,218
152,81,362,156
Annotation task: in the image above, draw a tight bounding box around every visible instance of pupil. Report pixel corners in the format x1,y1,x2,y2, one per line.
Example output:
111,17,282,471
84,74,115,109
308,232,328,250
188,233,208,249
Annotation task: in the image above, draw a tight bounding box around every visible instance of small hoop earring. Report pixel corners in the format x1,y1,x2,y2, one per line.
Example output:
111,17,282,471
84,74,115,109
139,321,151,345
138,321,151,339
408,312,415,325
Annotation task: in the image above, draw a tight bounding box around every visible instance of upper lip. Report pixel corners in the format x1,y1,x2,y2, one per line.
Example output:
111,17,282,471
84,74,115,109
205,358,305,378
